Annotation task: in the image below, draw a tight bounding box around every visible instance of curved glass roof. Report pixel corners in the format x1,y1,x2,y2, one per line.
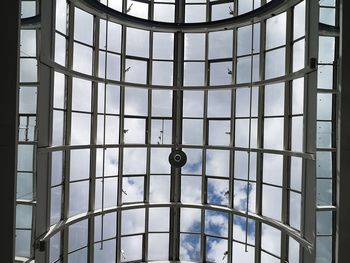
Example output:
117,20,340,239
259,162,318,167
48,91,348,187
16,0,342,262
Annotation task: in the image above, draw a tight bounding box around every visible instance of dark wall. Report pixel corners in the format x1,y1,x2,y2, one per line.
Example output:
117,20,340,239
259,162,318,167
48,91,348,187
0,0,20,261
337,0,350,262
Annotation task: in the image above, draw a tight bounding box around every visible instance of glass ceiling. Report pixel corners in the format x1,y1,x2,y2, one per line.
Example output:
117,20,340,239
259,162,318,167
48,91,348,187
98,0,262,22
16,0,339,262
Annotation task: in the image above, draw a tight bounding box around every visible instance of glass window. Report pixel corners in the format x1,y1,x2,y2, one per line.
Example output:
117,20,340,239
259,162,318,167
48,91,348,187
266,12,286,49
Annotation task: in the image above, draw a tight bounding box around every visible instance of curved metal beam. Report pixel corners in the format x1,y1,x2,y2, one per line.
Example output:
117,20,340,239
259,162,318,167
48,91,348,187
41,57,314,91
38,202,313,253
72,0,300,32
37,143,315,160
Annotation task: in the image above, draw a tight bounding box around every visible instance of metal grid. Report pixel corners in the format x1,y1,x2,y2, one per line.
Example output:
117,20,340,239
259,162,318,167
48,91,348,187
15,0,320,262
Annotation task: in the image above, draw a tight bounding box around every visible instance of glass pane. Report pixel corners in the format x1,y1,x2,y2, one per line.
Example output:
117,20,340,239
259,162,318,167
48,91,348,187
121,209,145,235
261,224,281,256
208,90,231,117
206,237,228,262
206,150,230,177
20,58,37,82
150,148,171,174
294,1,306,39
121,235,143,262
21,30,36,57
184,33,205,60
125,88,148,116
208,30,233,59
208,120,231,146
184,62,205,86
264,83,284,116
68,220,88,252
183,119,203,145
205,210,229,237
107,22,122,53
152,90,172,117
181,176,201,203
21,1,36,18
154,4,175,22
316,236,332,263
17,172,33,200
54,72,65,109
265,48,285,79
149,175,170,202
290,191,301,230
73,43,92,75
153,32,174,60
126,28,149,57
180,234,200,261
262,185,282,220
126,0,148,19
293,39,305,72
74,8,93,44
149,208,169,231
185,5,206,23
50,233,61,263
68,248,87,263
19,86,37,114
124,118,146,144
15,229,31,257
210,61,233,85
16,205,32,228
50,186,62,225
70,113,91,145
122,177,144,203
17,145,33,171
125,59,147,84
94,239,116,262
152,61,173,85
263,154,283,186
180,208,201,232
70,149,90,181
69,181,89,216
266,12,286,49
72,78,91,112
148,234,169,260
264,117,284,150
123,148,147,174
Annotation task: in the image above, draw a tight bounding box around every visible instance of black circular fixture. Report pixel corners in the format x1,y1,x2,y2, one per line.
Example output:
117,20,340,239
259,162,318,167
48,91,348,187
169,150,187,168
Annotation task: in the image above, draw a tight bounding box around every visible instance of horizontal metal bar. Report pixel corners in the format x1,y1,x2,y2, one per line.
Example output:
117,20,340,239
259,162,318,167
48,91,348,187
37,143,315,159
41,53,314,91
316,205,337,211
73,0,297,33
20,15,41,29
319,23,340,37
16,199,37,206
38,202,313,252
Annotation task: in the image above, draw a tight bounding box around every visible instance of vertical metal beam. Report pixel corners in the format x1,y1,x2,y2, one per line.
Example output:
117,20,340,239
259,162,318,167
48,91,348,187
1,0,19,262
169,1,185,260
35,0,55,262
88,10,100,263
302,0,318,261
228,10,238,263
143,22,154,263
281,7,293,263
200,12,210,263
170,31,184,261
61,2,76,262
116,1,127,260
255,0,266,260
